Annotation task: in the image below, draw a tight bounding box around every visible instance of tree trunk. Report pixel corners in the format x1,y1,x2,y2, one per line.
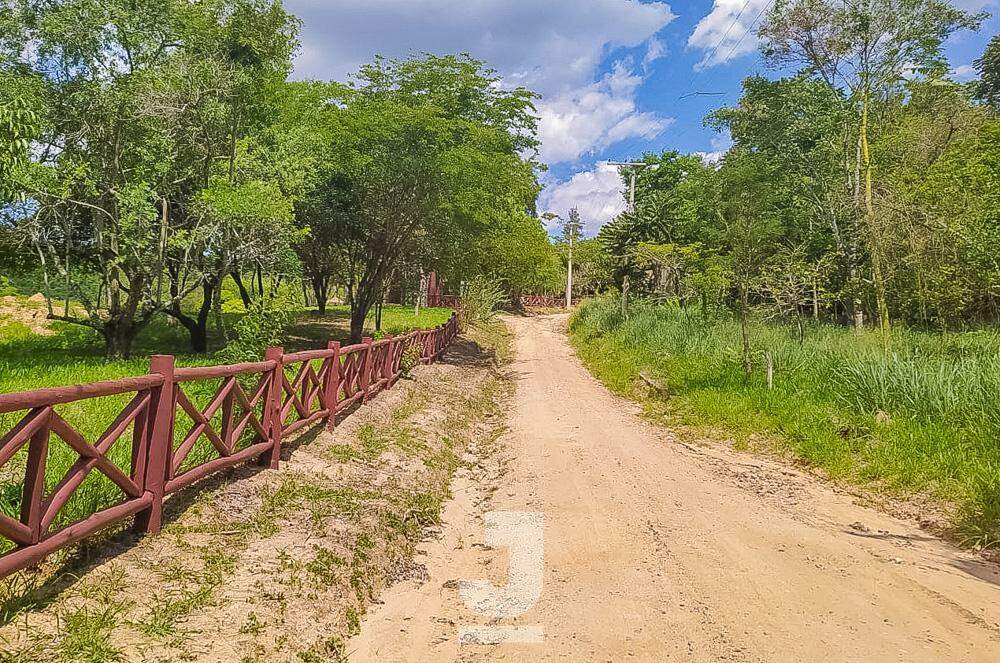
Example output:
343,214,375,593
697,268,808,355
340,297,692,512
860,89,890,338
231,270,253,308
812,277,820,320
739,283,752,381
349,304,368,343
172,281,215,353
102,320,139,359
312,276,328,315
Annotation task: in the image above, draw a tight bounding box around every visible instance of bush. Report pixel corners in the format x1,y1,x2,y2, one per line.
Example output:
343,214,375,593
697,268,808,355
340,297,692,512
0,276,16,297
399,341,422,377
459,276,506,326
220,299,292,364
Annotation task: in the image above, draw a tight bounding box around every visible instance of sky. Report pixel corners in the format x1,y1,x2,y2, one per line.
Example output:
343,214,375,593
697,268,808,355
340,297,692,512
285,0,1000,237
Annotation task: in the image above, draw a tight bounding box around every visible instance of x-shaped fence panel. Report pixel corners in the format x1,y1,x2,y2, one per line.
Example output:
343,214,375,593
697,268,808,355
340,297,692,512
0,312,459,578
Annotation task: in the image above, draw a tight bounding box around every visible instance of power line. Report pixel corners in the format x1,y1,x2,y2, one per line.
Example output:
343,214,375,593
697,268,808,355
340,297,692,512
718,0,774,66
676,0,772,100
697,0,756,73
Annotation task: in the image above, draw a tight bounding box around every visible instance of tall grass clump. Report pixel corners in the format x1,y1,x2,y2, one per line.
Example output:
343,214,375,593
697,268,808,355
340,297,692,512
569,296,1000,549
459,276,506,326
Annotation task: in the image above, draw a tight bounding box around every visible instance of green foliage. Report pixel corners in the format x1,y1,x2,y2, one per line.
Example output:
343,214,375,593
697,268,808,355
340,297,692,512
220,299,293,364
292,53,542,339
0,73,41,202
459,275,506,325
974,34,1000,108
399,342,422,377
473,211,563,297
571,297,1000,548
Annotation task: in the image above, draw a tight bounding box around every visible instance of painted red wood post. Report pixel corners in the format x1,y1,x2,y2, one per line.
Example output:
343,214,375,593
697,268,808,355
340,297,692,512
323,341,341,431
263,347,283,469
360,337,374,403
20,409,51,544
382,335,394,385
220,377,235,454
136,354,175,535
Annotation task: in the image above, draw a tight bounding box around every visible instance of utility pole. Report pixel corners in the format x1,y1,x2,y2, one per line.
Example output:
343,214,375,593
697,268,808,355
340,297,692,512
563,208,582,308
607,160,651,318
607,161,650,212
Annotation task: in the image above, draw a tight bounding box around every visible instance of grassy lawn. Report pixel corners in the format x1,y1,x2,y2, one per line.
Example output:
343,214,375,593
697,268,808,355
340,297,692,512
569,296,1000,550
0,301,454,553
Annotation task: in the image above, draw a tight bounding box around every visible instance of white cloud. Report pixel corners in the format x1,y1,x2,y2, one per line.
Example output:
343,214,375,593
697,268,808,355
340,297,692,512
952,64,977,81
694,131,733,165
536,62,674,164
688,0,771,69
288,0,675,97
538,162,626,236
693,150,725,165
286,1,677,166
643,37,667,71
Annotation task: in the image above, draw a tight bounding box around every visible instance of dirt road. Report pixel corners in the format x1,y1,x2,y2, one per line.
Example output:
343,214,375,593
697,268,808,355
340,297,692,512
348,314,1000,662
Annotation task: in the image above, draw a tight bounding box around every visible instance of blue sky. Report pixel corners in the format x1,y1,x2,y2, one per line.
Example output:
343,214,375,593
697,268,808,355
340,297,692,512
285,0,999,235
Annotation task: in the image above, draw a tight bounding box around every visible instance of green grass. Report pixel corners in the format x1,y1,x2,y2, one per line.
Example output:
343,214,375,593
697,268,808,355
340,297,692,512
0,300,454,557
569,296,1000,549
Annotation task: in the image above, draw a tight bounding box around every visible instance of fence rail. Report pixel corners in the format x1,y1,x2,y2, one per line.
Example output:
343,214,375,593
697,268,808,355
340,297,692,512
521,294,568,308
0,312,459,578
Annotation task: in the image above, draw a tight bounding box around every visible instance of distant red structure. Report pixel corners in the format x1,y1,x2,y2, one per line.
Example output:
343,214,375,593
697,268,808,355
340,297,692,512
425,272,460,308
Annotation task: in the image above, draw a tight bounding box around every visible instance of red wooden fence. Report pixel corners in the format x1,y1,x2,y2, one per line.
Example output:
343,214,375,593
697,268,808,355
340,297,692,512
0,312,459,578
521,294,567,308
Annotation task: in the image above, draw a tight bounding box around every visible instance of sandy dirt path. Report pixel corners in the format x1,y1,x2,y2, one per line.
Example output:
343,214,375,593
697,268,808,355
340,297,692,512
348,314,1000,662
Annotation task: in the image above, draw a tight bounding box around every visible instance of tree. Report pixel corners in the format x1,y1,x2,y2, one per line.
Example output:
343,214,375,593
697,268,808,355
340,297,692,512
708,75,849,323
974,34,1000,108
560,208,583,306
761,0,985,335
715,151,783,378
472,212,563,300
303,54,540,341
3,0,300,356
598,152,715,293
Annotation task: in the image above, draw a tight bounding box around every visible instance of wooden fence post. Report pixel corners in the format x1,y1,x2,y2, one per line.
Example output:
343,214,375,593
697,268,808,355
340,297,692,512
21,412,50,544
383,335,396,385
136,354,174,535
361,337,374,402
323,341,341,431
389,337,401,386
263,347,283,469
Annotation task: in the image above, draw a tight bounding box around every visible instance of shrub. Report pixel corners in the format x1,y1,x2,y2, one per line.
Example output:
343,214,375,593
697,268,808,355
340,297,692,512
459,276,505,326
0,276,15,297
220,299,292,364
399,342,422,377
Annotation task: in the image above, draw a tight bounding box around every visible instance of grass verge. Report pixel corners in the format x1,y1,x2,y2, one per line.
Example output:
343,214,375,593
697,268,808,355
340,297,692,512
568,296,1000,550
0,321,511,661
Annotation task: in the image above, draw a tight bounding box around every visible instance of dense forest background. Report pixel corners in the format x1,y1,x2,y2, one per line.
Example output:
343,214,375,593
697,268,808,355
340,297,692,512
576,2,999,342
0,0,564,359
